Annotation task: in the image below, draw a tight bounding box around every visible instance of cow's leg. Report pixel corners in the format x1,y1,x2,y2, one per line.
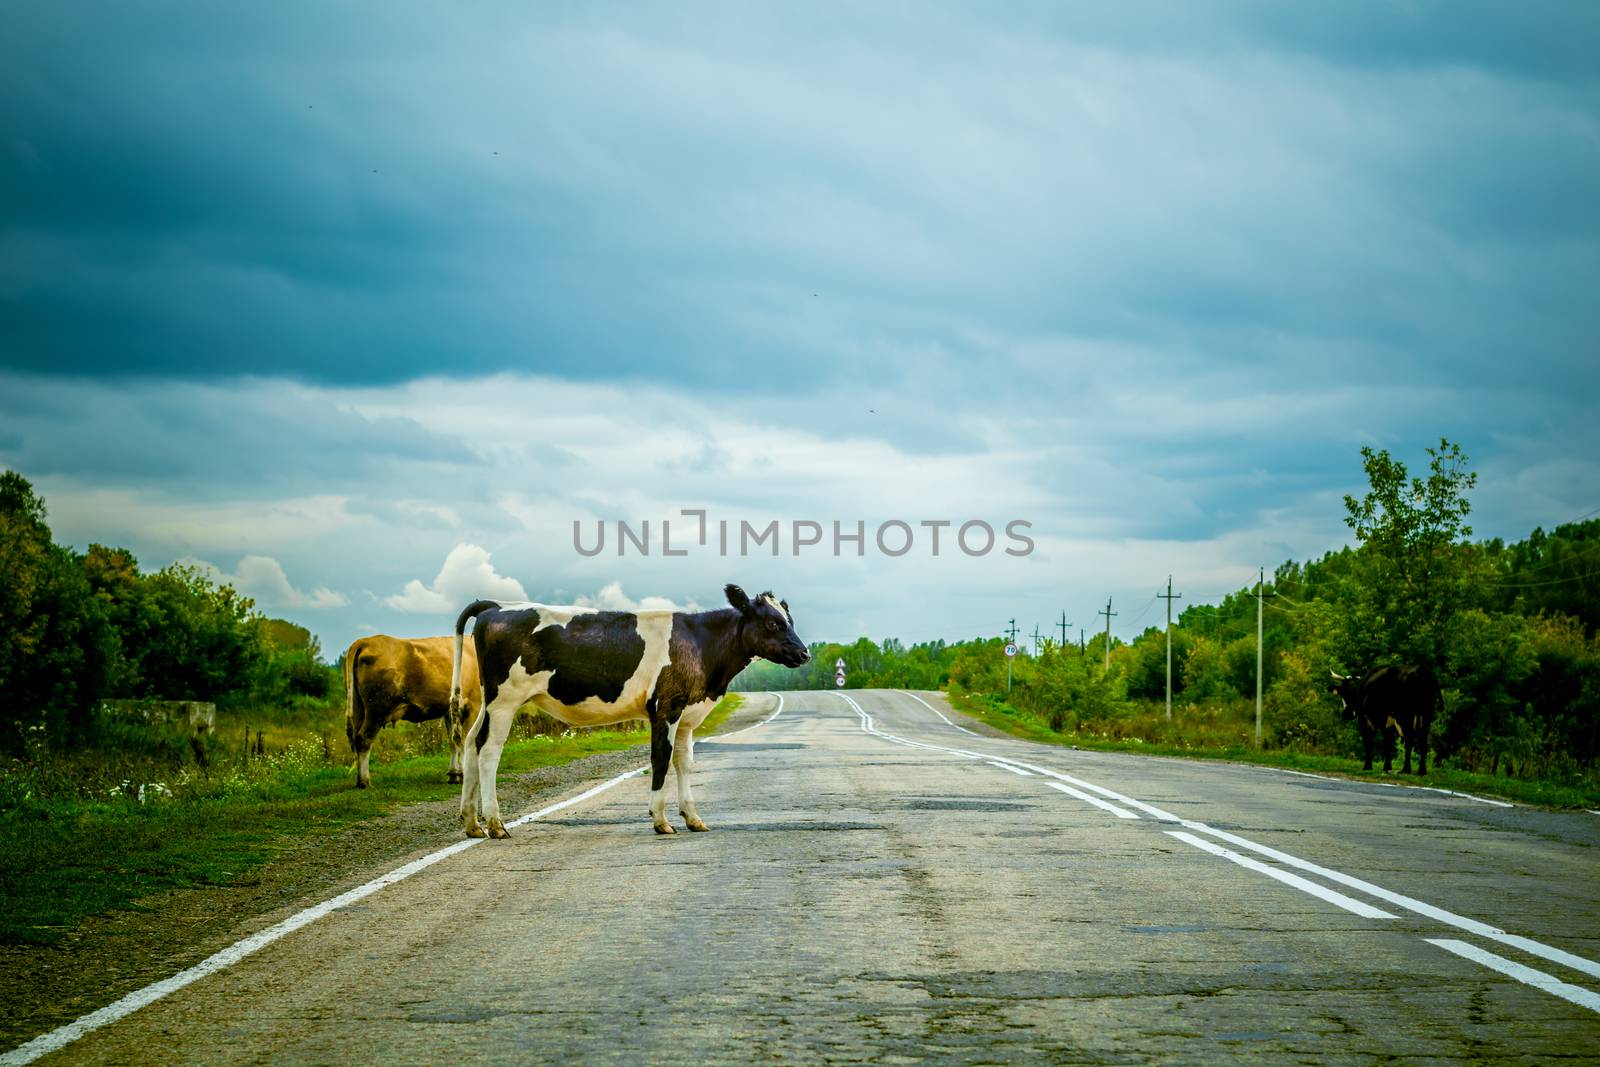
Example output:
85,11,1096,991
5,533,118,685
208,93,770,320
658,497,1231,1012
446,719,463,784
650,716,679,835
674,726,708,832
355,745,372,789
1381,725,1395,773
475,705,517,839
1360,723,1374,772
1401,725,1414,775
459,704,488,837
1418,727,1429,776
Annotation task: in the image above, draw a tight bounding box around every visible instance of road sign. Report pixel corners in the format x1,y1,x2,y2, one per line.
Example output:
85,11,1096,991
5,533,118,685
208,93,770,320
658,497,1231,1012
1004,642,1018,658
835,658,846,669
834,673,846,687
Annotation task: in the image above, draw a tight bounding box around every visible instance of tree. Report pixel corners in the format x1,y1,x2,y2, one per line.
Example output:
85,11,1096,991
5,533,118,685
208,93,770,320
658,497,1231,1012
1342,438,1478,668
0,473,114,752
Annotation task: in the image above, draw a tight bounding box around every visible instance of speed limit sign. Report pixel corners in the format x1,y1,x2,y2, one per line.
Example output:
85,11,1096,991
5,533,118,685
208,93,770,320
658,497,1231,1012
1004,642,1018,658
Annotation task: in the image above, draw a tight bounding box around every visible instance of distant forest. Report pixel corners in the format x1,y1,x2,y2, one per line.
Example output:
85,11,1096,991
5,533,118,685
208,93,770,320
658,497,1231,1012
737,441,1599,777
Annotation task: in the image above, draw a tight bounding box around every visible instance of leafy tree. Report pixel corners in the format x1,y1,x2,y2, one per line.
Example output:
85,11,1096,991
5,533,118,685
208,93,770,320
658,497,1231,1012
1342,438,1477,668
0,473,114,752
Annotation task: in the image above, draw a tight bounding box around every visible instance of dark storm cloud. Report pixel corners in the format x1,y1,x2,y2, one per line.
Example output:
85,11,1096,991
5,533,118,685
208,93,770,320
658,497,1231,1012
0,375,479,494
3,2,1596,396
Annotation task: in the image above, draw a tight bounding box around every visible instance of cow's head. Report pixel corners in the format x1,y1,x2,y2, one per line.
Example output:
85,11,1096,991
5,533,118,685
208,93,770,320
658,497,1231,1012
1329,669,1362,719
726,584,810,668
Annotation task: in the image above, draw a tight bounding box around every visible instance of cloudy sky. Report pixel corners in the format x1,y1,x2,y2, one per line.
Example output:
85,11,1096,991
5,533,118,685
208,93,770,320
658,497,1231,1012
4,2,1597,655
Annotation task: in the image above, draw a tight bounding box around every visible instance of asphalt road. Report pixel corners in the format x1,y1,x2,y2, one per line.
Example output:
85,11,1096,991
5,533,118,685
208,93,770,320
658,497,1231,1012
20,690,1600,1064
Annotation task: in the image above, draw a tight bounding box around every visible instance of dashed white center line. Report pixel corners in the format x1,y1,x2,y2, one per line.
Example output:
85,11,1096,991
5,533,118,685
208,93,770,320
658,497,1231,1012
987,761,1033,776
1427,939,1600,1014
1165,831,1398,919
1044,781,1140,819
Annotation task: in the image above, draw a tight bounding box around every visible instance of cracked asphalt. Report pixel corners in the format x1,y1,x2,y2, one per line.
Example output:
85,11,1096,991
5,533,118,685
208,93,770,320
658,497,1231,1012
29,690,1600,1064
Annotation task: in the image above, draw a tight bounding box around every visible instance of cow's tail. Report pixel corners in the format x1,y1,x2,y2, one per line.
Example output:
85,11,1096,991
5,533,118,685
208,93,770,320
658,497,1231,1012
450,600,499,745
343,639,364,751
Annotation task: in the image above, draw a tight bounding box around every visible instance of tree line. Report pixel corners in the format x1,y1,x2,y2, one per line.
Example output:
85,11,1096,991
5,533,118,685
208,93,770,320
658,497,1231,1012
0,472,335,755
737,441,1599,777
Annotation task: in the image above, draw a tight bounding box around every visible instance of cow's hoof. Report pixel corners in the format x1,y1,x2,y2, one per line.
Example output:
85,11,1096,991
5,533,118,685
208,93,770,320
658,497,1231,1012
464,824,487,839
654,823,676,835
684,818,710,832
488,820,510,839
356,779,370,790
447,772,462,784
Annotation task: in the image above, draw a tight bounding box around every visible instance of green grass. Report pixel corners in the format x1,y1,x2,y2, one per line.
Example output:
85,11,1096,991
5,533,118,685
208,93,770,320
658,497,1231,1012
0,693,743,946
947,688,1600,810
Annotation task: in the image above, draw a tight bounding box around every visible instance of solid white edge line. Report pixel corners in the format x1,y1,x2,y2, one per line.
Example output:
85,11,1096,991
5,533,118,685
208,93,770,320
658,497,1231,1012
1426,939,1600,1014
1276,768,1339,781
987,761,1034,776
1165,831,1397,919
1415,785,1514,808
2,691,787,1067
709,692,784,740
1045,781,1140,819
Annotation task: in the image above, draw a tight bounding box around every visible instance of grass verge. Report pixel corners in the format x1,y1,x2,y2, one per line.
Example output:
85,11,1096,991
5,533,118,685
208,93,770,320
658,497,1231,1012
946,687,1600,810
0,693,743,946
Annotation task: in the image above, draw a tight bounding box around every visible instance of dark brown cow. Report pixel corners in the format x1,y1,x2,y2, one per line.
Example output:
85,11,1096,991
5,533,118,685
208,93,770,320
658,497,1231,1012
1330,664,1440,775
344,635,481,788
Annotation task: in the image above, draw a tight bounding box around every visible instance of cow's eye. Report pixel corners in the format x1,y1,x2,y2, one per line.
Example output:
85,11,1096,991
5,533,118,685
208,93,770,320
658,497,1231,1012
767,619,781,632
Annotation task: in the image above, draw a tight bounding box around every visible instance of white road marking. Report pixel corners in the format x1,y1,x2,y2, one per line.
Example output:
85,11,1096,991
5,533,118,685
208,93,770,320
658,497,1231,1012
988,761,1034,776
1166,831,1397,920
1045,781,1140,819
2,693,784,1066
899,690,981,735
1426,939,1600,1015
1414,786,1513,808
864,689,1600,992
1171,820,1600,982
1276,768,1339,781
716,687,784,739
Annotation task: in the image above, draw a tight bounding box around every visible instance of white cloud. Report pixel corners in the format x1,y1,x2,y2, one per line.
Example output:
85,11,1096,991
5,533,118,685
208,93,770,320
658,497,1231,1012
385,543,528,613
573,580,698,613
195,554,350,610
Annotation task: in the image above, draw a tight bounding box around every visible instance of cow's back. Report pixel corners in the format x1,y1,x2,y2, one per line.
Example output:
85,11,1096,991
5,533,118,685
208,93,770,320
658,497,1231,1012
350,635,480,723
478,606,672,724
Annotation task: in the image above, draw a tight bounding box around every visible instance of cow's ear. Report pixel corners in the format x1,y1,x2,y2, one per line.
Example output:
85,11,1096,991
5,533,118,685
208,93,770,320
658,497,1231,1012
725,584,753,615
779,599,789,613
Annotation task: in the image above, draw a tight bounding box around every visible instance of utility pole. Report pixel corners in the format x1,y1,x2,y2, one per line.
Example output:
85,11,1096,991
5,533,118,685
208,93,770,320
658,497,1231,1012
1058,611,1071,651
1158,575,1183,721
1004,619,1018,693
1031,624,1045,657
1256,566,1265,747
1079,628,1085,653
1097,597,1116,674
1254,566,1277,747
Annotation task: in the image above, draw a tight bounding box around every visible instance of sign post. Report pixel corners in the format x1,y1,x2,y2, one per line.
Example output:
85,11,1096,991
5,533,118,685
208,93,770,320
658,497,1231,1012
1003,640,1018,692
835,657,847,688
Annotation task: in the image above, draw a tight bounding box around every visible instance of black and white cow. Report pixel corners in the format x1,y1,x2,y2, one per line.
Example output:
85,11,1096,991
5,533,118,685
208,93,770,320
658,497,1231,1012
449,584,809,838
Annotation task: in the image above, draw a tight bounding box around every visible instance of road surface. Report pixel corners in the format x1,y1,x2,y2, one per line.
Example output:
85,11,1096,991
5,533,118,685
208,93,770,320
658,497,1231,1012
13,690,1600,1064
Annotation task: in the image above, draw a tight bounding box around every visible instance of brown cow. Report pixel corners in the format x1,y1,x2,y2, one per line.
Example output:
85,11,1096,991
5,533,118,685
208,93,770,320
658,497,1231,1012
344,635,481,788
